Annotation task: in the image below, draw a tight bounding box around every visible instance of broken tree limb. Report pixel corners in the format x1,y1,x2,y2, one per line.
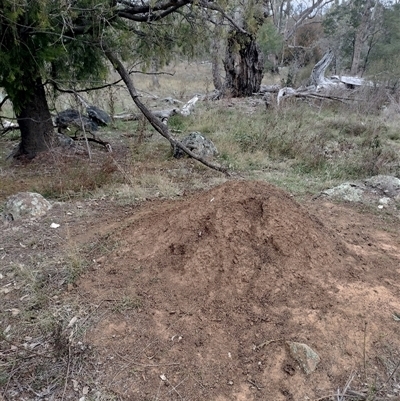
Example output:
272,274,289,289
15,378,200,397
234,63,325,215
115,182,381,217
1,119,20,136
162,97,184,105
277,87,350,105
153,108,179,123
105,50,229,175
112,108,178,123
277,87,297,105
258,84,281,94
277,50,375,106
180,95,199,116
112,112,139,121
310,49,335,88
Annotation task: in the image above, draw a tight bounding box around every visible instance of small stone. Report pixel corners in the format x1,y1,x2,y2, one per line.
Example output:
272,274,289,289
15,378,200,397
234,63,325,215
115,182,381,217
379,197,390,205
287,341,320,375
3,192,52,220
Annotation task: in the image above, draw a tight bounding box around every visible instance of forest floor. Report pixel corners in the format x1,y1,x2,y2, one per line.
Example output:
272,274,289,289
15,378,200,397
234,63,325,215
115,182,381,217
1,63,400,401
1,166,400,401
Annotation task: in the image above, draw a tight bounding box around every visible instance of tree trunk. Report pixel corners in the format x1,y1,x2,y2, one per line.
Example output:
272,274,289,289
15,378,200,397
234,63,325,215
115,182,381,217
224,30,264,97
211,17,224,91
16,78,56,158
350,0,374,76
150,57,160,89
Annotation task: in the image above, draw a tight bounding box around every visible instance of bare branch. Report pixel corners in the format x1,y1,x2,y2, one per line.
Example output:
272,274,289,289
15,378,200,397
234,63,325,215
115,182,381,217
105,49,229,175
284,0,334,41
198,0,250,35
117,0,192,22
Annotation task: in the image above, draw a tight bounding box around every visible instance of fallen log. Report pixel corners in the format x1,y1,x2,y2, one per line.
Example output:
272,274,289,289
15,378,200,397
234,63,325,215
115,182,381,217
277,50,376,106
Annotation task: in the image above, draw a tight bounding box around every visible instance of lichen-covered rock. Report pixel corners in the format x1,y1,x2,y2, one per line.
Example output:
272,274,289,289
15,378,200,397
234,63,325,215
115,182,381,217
322,183,364,202
364,175,400,198
287,341,321,375
173,132,218,159
3,192,52,220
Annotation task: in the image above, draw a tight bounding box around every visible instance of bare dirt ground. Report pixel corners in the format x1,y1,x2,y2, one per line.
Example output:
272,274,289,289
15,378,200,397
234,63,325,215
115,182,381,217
3,176,399,400
75,180,400,401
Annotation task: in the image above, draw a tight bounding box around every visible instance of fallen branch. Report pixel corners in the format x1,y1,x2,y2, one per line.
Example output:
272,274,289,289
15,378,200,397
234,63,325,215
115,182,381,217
72,135,112,152
113,107,179,123
112,112,139,121
105,50,229,175
277,50,375,106
181,95,199,116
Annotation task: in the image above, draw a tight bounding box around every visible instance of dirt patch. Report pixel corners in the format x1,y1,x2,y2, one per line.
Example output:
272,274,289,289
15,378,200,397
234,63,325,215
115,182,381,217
76,180,400,400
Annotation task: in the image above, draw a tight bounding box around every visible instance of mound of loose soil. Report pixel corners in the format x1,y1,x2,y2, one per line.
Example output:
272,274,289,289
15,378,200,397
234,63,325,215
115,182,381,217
78,180,400,400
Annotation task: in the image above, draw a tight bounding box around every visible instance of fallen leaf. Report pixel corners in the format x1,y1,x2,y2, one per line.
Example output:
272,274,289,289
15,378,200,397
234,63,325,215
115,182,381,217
72,379,79,391
67,316,78,328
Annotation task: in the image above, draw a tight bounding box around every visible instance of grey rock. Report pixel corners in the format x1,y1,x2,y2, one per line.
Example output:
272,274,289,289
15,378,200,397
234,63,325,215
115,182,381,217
3,192,52,220
173,132,218,160
57,133,75,148
364,175,400,198
287,341,321,375
322,183,364,202
322,175,400,205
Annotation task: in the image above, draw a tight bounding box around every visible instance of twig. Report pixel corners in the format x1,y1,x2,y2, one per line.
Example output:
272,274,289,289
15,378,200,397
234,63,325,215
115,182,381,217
338,371,355,401
115,351,180,368
313,390,365,401
3,359,16,396
254,338,283,351
312,395,337,401
363,321,368,379
246,378,264,390
61,345,71,401
371,359,400,401
347,389,367,399
165,376,188,397
0,334,52,359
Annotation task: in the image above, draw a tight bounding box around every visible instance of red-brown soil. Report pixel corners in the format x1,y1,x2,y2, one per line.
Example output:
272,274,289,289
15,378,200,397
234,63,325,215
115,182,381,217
75,180,400,401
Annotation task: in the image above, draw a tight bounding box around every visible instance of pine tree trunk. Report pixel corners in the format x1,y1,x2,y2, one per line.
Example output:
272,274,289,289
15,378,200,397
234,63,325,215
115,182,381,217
224,30,264,97
16,78,56,158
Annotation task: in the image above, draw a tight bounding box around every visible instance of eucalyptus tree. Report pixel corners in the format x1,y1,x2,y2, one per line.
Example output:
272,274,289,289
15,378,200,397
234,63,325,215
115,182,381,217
363,2,400,79
223,0,266,97
323,0,383,75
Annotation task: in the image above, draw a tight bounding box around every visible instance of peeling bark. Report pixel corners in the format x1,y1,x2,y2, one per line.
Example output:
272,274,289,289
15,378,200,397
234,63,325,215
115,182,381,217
224,31,264,97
